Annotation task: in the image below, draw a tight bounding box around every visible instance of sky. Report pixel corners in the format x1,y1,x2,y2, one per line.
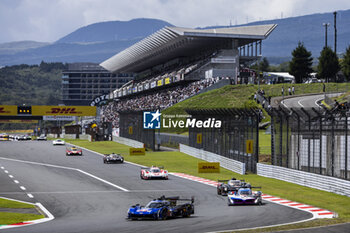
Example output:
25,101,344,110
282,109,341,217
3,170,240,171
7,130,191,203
0,0,350,43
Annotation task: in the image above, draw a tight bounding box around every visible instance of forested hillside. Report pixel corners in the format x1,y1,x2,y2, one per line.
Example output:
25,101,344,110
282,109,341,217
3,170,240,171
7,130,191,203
0,62,67,105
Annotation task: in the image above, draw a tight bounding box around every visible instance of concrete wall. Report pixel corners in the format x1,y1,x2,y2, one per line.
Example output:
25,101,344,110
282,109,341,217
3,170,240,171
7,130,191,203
112,136,144,148
180,144,246,175
257,163,350,197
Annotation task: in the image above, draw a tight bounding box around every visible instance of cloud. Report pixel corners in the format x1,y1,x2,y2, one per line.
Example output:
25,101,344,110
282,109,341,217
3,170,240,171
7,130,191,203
0,0,349,43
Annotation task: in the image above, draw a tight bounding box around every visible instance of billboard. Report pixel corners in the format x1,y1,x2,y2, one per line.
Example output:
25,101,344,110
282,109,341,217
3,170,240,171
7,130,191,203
32,106,96,116
43,116,76,121
0,105,17,116
0,120,38,123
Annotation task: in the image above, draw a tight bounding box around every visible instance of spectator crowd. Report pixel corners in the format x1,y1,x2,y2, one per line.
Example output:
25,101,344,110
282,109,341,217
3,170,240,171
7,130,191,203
101,77,227,128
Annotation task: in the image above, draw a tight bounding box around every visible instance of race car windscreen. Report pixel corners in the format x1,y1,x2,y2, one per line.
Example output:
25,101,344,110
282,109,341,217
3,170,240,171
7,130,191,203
146,202,163,208
239,189,252,195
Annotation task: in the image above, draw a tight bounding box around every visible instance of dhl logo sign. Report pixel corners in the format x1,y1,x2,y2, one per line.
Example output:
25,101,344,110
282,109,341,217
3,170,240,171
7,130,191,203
0,107,8,113
48,108,80,114
0,105,96,116
0,105,17,116
198,162,220,173
32,106,96,116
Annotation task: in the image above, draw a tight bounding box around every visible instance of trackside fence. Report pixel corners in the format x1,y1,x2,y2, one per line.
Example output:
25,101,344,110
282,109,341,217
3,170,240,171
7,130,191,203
180,144,246,175
186,108,260,173
271,106,350,180
112,136,144,148
257,163,350,197
119,111,155,150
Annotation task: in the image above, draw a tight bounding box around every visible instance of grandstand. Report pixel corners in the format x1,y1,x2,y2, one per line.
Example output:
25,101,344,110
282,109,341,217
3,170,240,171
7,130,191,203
100,24,277,128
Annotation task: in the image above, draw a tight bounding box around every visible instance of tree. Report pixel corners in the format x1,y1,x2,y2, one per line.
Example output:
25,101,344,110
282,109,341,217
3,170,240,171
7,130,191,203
289,42,313,83
259,57,269,72
318,46,340,82
341,45,350,80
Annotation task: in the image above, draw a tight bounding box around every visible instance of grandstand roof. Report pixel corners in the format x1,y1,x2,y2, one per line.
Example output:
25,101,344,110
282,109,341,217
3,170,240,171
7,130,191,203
100,24,277,73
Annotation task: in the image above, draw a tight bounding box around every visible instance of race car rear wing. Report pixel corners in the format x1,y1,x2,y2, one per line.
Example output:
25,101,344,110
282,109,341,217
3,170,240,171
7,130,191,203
141,166,165,170
157,196,194,203
218,179,246,183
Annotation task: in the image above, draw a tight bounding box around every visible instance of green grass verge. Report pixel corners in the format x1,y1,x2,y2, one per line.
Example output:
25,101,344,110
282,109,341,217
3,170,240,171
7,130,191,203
65,139,350,232
259,129,271,162
0,198,36,209
0,198,44,225
0,212,44,225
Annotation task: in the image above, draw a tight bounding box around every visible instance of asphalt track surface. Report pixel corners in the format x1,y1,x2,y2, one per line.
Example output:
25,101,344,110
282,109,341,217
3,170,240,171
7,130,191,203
281,93,343,109
281,94,325,109
0,141,312,233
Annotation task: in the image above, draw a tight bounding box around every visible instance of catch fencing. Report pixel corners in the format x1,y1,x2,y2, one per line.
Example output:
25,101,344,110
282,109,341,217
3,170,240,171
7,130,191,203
270,106,350,180
119,111,155,150
186,108,260,173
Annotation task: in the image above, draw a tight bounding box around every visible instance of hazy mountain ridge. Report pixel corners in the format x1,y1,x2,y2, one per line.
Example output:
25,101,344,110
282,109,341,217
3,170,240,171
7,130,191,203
0,11,349,66
56,18,173,44
0,41,50,55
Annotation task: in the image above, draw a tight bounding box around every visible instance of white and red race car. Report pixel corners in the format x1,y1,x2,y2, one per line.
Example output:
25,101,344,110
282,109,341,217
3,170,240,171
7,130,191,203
140,166,168,180
66,147,83,156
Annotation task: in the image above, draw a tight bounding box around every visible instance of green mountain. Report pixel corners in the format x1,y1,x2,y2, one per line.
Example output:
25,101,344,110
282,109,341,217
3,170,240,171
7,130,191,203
0,62,66,105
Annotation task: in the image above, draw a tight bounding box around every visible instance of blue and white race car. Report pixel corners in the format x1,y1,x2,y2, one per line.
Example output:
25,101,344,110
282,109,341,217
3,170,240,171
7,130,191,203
227,187,262,206
127,196,194,220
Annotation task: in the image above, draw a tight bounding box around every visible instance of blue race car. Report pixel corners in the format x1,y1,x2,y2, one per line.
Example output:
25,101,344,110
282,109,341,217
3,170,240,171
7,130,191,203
227,187,262,206
127,196,194,220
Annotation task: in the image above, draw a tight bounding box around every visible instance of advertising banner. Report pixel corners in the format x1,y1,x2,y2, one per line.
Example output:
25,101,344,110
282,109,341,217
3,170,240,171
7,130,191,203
198,162,220,173
0,105,17,116
151,81,156,88
32,106,96,116
43,116,76,121
165,77,171,85
0,119,38,123
129,148,146,155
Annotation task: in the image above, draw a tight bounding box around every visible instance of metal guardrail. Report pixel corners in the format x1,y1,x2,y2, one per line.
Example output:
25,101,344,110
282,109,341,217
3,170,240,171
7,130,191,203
112,136,144,148
180,144,246,175
257,163,350,197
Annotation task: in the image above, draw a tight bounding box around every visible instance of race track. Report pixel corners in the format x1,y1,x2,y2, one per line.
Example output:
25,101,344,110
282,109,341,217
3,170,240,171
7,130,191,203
0,141,312,233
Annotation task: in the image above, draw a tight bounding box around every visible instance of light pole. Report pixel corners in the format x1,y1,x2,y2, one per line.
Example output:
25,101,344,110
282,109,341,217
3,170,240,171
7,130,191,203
334,12,337,54
323,23,330,48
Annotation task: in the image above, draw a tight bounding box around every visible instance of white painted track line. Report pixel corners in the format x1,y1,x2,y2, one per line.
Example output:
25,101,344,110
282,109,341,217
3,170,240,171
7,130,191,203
0,156,129,192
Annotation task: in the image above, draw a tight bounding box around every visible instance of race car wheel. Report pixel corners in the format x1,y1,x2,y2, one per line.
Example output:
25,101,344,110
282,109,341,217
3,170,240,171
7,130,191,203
217,188,221,195
227,199,233,206
158,208,168,220
221,188,227,196
181,207,190,218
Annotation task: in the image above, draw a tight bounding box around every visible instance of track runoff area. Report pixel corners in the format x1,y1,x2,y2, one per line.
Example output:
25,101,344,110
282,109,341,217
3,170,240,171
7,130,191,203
0,140,335,233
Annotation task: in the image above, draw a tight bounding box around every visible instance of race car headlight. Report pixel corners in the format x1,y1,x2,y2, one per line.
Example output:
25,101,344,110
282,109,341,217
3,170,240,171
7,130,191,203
224,187,227,191
255,199,259,203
